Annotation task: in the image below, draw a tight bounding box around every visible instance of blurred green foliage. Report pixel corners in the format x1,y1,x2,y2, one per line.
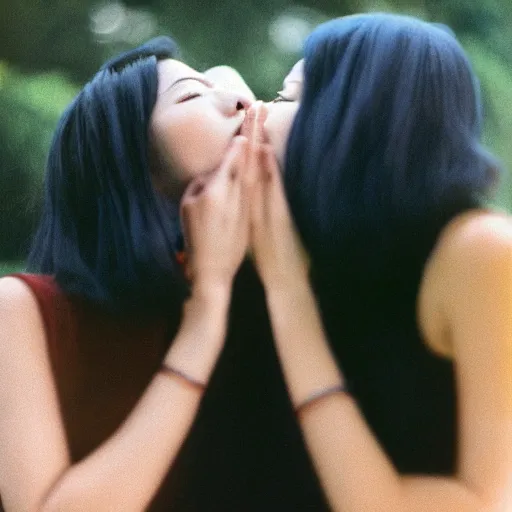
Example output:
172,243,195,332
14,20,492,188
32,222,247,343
1,0,511,271
0,64,78,259
0,262,24,276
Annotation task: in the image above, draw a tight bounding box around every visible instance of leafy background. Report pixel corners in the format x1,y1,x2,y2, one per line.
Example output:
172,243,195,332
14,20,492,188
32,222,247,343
1,0,511,273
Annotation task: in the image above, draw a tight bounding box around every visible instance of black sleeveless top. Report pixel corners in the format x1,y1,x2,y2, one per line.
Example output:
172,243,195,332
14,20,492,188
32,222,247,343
164,248,456,511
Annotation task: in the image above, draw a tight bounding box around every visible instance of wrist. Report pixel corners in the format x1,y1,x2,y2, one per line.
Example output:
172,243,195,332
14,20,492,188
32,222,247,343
190,276,232,307
264,275,344,400
165,283,230,384
183,284,230,334
264,272,312,299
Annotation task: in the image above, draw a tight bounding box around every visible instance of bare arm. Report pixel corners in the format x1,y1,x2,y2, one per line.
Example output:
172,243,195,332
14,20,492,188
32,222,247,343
0,277,229,512
266,267,511,512
0,135,252,512
250,145,512,512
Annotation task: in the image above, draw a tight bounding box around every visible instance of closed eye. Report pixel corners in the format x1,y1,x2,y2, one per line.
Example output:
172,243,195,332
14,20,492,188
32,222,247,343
177,93,202,103
272,92,294,103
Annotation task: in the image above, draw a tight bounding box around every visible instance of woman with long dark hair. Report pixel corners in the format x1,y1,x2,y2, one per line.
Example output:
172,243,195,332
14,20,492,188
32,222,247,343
0,37,267,510
255,13,512,511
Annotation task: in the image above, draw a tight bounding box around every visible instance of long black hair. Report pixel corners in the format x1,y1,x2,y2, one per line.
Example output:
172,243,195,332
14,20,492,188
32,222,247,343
27,37,189,311
280,15,501,476
285,14,499,276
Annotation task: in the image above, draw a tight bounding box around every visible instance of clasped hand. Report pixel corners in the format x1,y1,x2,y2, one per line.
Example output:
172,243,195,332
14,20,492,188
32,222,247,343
179,103,309,292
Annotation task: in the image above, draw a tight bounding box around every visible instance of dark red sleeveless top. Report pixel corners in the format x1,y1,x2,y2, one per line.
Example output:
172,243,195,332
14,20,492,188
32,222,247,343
3,270,330,511
6,274,181,510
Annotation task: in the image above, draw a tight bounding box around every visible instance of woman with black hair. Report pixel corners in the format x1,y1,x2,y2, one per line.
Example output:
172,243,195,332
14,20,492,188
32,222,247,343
0,37,272,511
253,13,512,512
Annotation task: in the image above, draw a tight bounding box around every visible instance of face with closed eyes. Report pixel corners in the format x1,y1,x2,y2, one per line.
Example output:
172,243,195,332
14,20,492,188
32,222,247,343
264,59,303,169
150,59,252,196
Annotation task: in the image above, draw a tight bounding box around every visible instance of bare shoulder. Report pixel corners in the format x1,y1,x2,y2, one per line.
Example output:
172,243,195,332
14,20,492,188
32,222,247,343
0,275,43,317
0,276,47,355
0,275,38,302
418,210,512,357
426,209,512,285
439,209,512,258
0,277,70,509
441,209,512,314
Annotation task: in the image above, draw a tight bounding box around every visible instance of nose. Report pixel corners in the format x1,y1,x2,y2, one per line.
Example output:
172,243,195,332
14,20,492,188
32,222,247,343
235,94,253,111
216,89,253,116
204,64,255,111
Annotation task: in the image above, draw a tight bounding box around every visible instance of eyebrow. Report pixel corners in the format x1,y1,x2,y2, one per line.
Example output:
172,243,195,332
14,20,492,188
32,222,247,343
161,76,213,95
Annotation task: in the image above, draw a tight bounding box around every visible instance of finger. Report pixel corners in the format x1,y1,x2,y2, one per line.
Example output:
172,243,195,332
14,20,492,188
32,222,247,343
207,136,247,193
254,103,268,145
244,105,270,189
220,135,247,180
179,196,195,252
244,136,259,188
250,102,267,146
249,102,263,146
183,179,205,200
180,183,198,225
240,101,257,139
261,144,281,184
249,148,267,228
233,135,249,183
232,163,249,225
226,139,247,206
260,145,289,218
182,168,217,206
241,101,267,145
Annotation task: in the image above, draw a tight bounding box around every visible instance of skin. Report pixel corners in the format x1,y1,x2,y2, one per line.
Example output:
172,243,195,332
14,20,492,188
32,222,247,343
150,59,253,195
203,65,256,104
263,59,303,168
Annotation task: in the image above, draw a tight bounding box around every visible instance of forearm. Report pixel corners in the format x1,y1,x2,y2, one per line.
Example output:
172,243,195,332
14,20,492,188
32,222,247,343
265,279,343,405
265,282,491,512
300,398,490,512
40,284,230,512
